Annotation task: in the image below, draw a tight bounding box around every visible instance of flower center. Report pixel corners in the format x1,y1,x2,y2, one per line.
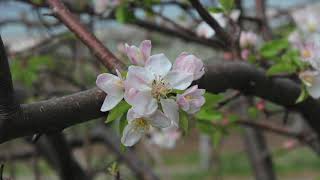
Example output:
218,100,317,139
115,80,124,88
301,49,312,59
134,118,150,131
151,77,171,100
300,73,315,87
308,23,317,33
185,95,193,100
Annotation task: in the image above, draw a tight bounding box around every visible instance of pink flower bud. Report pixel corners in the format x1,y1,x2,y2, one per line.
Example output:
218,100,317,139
173,52,205,80
239,31,258,49
125,40,151,66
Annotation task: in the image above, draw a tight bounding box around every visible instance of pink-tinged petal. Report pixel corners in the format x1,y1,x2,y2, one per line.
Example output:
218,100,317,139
148,110,171,128
129,91,158,116
124,88,139,105
165,71,193,90
139,40,151,62
177,95,190,112
160,99,179,127
173,54,205,80
182,85,199,95
189,96,205,114
125,44,145,66
100,93,124,112
121,123,144,147
96,73,123,96
145,54,172,77
127,108,142,122
125,66,153,91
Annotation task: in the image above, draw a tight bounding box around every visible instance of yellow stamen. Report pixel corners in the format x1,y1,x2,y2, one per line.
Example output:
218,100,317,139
301,49,312,59
134,118,150,131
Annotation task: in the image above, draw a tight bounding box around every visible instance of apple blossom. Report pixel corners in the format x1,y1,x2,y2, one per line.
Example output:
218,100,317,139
177,85,205,114
124,53,193,122
173,52,205,80
299,70,320,98
292,10,319,34
150,126,181,149
196,22,215,39
121,108,171,146
96,69,124,112
241,49,250,60
125,40,151,66
239,31,258,49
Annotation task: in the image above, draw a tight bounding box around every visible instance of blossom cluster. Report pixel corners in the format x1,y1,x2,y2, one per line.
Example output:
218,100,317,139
289,7,320,98
96,40,205,147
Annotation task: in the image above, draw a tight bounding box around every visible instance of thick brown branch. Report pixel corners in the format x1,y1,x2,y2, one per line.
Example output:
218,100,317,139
1,61,320,145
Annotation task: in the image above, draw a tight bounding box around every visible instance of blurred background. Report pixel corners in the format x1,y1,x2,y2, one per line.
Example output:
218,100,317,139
0,0,320,179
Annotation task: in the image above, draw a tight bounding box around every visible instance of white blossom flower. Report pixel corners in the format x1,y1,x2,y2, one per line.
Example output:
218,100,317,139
299,70,320,98
124,53,192,125
125,40,151,66
172,52,205,80
121,108,171,146
96,69,124,112
177,85,205,114
239,31,258,49
150,126,181,149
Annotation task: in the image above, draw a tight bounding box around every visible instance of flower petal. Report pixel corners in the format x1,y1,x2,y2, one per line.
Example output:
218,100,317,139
100,93,124,112
145,54,172,77
307,73,320,98
127,108,142,122
129,91,158,116
121,123,144,147
96,73,122,96
139,40,151,61
165,71,193,90
148,110,171,128
160,99,179,127
125,66,153,91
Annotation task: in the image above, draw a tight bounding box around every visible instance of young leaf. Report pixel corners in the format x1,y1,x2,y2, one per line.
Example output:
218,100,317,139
266,62,297,76
196,109,223,122
219,0,234,11
260,39,289,59
105,100,130,124
296,85,309,103
179,111,189,135
115,5,135,23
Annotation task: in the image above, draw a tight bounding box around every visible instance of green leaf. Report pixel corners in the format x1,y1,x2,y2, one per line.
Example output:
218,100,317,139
106,100,130,124
202,92,224,110
219,0,234,11
266,62,297,76
211,131,223,147
115,5,135,23
208,7,224,13
227,114,239,122
119,114,128,136
296,85,309,104
196,109,223,122
248,107,260,119
179,111,189,135
260,39,289,59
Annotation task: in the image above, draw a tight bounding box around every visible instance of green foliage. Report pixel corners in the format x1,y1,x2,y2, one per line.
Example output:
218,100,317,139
196,109,223,122
179,110,189,135
296,84,309,103
219,0,234,12
260,39,289,59
11,55,53,87
115,4,135,23
105,100,130,124
247,106,260,119
266,62,297,76
208,7,224,13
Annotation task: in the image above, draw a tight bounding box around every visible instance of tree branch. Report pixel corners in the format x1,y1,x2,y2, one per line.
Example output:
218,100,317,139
46,0,124,71
189,0,231,46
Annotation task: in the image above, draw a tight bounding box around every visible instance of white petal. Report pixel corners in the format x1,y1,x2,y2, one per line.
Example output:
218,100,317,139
96,73,122,96
165,71,193,90
127,108,142,122
121,123,144,147
100,94,124,112
145,54,172,77
125,66,153,91
307,74,320,98
148,110,171,128
161,99,179,127
129,91,158,116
